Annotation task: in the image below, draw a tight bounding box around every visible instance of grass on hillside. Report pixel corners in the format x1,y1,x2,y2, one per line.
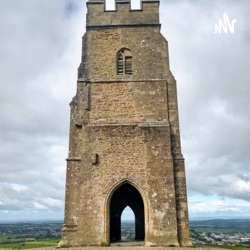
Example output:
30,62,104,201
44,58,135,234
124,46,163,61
195,244,250,250
214,246,250,250
0,238,59,249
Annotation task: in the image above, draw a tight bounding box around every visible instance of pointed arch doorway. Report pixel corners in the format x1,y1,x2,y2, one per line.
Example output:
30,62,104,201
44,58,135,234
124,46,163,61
109,183,145,242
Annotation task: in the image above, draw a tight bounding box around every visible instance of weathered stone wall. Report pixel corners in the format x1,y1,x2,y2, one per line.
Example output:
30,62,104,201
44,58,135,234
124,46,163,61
89,81,168,124
60,0,191,247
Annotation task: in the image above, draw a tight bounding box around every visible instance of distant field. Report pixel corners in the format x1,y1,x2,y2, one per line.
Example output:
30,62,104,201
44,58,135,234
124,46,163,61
190,219,250,234
0,221,61,249
204,245,250,250
0,238,59,249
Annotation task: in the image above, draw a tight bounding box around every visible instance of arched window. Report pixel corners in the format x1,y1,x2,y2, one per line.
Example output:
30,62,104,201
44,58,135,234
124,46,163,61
117,48,132,76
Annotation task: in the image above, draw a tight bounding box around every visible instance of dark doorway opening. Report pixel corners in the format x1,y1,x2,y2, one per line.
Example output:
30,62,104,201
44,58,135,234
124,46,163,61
110,183,145,242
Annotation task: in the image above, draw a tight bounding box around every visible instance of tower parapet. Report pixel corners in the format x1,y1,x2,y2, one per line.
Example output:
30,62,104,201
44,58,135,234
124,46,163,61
86,0,160,28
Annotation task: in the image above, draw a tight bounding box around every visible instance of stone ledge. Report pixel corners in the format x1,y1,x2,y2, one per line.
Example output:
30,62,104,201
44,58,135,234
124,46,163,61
87,122,169,127
66,157,82,162
86,24,161,31
77,79,168,83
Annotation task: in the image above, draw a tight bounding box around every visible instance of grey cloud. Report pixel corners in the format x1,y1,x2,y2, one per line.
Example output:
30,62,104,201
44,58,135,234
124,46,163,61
161,0,250,206
0,0,84,218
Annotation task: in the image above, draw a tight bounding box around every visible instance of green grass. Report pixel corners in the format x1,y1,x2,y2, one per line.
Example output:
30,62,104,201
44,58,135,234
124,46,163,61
0,238,59,249
199,244,250,250
216,246,250,250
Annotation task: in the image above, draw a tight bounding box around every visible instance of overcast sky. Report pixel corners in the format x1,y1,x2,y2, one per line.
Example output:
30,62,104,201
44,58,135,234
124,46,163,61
0,0,249,222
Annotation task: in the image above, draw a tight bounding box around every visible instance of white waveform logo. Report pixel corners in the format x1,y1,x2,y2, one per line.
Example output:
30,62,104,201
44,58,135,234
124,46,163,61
214,13,237,34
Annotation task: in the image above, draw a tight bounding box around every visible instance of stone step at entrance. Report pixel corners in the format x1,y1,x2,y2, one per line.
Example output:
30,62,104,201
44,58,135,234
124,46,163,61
111,240,144,246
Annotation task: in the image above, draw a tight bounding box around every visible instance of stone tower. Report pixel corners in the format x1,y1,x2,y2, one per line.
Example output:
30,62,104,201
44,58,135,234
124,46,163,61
59,0,192,247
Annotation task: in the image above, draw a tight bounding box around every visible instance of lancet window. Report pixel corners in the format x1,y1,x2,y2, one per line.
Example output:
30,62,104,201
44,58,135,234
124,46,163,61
117,48,132,75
